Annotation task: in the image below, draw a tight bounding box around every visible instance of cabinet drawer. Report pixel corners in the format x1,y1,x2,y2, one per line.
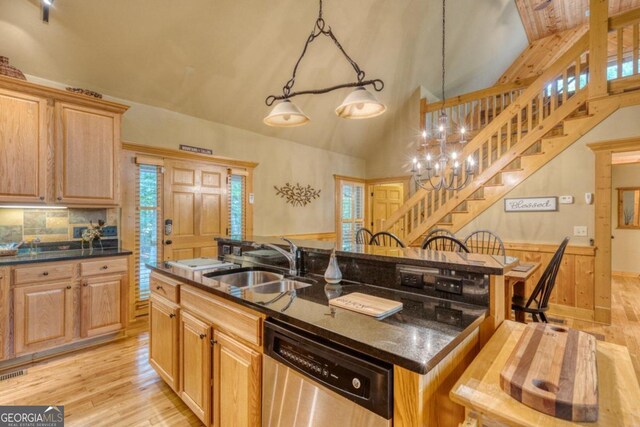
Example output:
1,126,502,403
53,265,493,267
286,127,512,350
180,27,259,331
150,272,180,304
81,258,128,277
181,286,263,347
14,263,74,285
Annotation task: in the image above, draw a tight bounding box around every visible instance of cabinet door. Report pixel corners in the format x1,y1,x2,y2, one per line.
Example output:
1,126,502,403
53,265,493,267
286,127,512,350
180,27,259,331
55,102,120,205
149,295,179,391
213,331,261,427
14,281,74,355
180,311,212,425
80,274,124,337
0,88,48,203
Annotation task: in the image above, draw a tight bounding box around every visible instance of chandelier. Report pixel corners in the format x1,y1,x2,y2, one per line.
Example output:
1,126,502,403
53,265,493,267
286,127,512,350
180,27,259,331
411,0,475,191
263,0,386,127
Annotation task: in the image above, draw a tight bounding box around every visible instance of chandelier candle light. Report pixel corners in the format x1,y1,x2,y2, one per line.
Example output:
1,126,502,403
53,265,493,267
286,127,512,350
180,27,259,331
263,0,386,127
412,0,475,191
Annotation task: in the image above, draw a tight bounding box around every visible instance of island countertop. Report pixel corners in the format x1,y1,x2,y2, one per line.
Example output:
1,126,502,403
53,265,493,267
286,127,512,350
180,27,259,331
216,235,518,275
147,261,487,375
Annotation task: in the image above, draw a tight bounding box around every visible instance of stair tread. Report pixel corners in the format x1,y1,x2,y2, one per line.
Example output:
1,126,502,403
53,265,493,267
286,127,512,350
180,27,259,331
502,168,524,173
451,210,469,214
520,151,546,157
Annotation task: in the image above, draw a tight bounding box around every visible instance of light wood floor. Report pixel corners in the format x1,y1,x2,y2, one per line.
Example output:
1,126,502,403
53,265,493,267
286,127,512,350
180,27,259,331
0,275,638,426
0,321,202,426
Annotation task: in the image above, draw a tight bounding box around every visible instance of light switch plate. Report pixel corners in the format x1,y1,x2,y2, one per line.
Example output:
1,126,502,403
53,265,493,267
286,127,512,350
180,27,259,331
249,193,255,204
559,195,574,204
574,226,588,236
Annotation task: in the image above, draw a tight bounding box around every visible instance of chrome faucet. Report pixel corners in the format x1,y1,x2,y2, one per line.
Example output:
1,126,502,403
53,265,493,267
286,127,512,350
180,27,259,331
253,237,298,275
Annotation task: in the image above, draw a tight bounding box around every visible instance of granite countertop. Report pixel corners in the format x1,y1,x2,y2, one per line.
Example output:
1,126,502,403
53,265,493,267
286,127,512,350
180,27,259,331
0,248,133,266
148,261,487,374
216,235,518,275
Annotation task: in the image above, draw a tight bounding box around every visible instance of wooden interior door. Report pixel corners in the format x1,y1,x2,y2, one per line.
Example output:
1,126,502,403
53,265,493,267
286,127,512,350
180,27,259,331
371,183,404,232
163,160,228,261
0,88,48,203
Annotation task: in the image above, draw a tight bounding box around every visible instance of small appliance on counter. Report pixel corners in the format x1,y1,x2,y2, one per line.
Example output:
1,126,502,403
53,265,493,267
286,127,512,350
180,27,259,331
167,257,236,280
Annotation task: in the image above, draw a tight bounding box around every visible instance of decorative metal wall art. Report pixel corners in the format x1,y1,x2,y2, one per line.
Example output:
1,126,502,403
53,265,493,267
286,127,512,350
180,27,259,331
274,183,321,207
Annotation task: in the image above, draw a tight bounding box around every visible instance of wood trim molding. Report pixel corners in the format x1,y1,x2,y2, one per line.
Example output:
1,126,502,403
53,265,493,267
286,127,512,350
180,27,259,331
612,271,640,278
0,75,129,114
122,142,259,169
333,174,366,183
587,137,640,152
503,242,596,256
280,232,336,241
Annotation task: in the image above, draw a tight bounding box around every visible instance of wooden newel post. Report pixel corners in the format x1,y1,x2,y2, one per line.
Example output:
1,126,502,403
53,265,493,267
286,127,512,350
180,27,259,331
589,0,610,99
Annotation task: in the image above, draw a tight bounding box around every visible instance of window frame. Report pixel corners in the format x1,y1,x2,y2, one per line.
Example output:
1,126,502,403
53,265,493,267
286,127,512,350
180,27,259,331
334,175,366,249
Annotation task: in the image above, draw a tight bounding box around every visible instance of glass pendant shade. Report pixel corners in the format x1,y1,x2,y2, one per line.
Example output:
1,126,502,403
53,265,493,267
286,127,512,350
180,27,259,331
263,100,310,127
335,87,386,119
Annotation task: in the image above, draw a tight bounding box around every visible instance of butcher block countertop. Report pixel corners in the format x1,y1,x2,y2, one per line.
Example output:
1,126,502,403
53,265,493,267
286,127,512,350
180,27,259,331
450,321,640,426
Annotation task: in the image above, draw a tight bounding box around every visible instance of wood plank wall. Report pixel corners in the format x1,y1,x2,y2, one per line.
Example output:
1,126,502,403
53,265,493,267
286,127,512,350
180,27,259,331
504,242,596,321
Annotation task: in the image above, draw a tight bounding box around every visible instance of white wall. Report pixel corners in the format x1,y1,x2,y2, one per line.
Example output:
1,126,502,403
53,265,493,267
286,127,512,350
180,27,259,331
27,75,366,236
611,163,640,274
458,105,640,247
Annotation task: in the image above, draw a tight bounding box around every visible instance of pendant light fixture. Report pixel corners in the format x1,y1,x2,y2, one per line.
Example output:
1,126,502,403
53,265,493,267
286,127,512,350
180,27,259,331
264,0,386,127
411,0,475,191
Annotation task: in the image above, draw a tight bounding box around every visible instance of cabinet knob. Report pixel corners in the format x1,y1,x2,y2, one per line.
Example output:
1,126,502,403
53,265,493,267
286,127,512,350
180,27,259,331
82,283,88,287
57,197,62,201
199,333,206,339
43,271,49,276
156,285,163,291
102,265,108,270
169,313,176,319
66,285,72,289
210,339,218,346
39,196,45,201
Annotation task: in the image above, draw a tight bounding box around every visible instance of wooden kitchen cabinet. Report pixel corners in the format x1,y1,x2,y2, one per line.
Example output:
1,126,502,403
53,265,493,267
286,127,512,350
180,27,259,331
179,310,212,426
0,88,48,203
55,102,120,205
80,274,124,338
213,330,262,427
0,267,9,361
149,294,180,391
13,280,74,355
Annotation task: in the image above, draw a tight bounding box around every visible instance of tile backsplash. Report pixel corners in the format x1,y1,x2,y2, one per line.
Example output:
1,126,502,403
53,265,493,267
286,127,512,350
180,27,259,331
0,208,119,244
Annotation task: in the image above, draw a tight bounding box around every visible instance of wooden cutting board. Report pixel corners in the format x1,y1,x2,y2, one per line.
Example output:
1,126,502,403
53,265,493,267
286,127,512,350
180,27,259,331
500,323,598,422
329,292,403,318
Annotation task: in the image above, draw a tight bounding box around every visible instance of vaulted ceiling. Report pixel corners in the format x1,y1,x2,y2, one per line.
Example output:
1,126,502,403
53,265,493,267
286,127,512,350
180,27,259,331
0,0,527,158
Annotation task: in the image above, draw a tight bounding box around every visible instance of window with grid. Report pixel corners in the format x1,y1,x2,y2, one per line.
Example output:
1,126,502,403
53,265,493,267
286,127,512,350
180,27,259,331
137,165,161,302
229,174,246,237
340,181,365,250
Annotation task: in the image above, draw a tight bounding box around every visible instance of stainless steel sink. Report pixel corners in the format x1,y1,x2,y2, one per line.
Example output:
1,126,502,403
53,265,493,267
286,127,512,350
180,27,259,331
206,270,284,287
250,279,312,294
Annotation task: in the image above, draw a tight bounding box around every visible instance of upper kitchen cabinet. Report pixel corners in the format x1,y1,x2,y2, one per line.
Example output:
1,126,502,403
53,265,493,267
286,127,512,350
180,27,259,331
0,88,48,203
0,75,128,207
55,103,120,205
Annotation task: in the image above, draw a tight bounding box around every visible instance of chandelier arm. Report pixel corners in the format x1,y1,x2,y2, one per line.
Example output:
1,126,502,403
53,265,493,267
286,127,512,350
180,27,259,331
284,30,322,97
265,79,383,106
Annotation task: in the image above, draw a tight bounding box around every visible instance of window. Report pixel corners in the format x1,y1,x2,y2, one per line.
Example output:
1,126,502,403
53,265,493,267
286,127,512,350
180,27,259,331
229,174,245,236
138,165,161,302
337,178,365,250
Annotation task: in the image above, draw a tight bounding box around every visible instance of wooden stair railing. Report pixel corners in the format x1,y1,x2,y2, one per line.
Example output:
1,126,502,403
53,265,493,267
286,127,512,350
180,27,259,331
385,33,591,244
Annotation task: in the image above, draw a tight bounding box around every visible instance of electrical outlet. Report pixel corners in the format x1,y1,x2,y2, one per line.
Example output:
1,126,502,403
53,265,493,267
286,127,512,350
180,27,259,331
574,226,588,237
559,195,574,204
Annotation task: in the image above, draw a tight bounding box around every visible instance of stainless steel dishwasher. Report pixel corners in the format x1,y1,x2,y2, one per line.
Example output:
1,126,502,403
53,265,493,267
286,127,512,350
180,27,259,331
262,320,393,427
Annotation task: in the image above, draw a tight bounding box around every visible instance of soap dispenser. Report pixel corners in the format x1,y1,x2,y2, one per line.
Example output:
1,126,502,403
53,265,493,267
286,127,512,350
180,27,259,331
324,249,342,284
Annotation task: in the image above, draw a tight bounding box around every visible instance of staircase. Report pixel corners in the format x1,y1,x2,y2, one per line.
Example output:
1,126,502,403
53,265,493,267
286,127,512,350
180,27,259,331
385,14,640,246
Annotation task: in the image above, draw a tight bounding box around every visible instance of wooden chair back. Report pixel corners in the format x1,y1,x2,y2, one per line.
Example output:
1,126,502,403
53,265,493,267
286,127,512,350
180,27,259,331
355,227,374,245
464,230,506,256
526,237,570,313
369,232,406,248
421,235,470,253
421,228,455,248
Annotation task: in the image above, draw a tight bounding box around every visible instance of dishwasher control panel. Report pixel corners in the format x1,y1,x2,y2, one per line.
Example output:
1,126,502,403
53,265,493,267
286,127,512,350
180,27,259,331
274,335,369,398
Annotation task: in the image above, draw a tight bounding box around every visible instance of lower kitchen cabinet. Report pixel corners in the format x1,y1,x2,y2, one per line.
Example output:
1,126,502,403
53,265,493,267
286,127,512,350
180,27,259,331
149,294,180,391
13,280,74,355
213,330,262,427
179,310,212,426
81,274,124,337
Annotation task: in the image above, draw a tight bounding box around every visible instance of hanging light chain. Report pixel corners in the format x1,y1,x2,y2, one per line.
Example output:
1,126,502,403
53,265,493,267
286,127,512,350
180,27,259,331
265,0,384,106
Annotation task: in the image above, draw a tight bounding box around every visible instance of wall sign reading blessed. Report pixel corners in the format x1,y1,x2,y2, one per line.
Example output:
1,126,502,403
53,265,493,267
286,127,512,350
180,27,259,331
504,197,558,212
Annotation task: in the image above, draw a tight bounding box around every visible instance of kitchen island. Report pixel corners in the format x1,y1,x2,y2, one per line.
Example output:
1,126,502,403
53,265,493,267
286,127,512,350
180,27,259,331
147,236,517,427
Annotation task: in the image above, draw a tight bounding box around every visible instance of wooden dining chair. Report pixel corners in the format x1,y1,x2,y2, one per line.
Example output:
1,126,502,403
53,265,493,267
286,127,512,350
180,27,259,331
369,231,406,248
420,228,455,249
421,235,470,252
355,227,374,245
511,237,570,323
464,230,506,256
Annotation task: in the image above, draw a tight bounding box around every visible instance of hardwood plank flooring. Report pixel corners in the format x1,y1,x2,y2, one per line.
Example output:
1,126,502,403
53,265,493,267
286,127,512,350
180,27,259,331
0,275,638,426
0,320,202,427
